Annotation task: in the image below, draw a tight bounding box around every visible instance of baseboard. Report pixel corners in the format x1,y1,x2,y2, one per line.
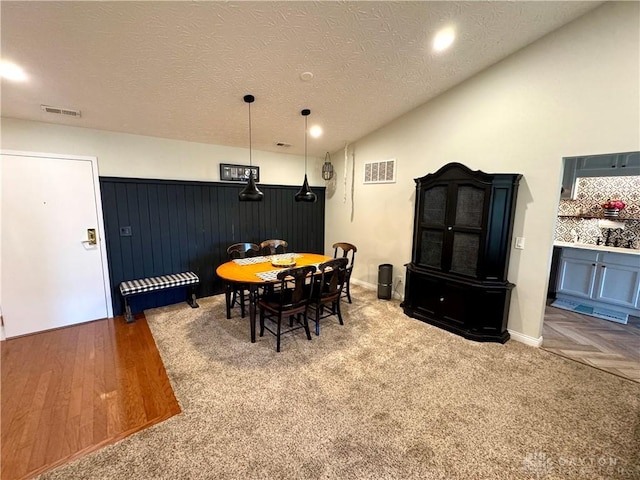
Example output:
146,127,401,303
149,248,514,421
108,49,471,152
508,329,543,347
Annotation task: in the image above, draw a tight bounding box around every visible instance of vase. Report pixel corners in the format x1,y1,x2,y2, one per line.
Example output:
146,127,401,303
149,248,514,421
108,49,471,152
603,208,620,217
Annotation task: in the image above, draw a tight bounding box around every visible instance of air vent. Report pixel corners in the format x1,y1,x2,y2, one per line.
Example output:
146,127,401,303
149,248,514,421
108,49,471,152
276,142,291,148
40,105,81,117
364,159,396,184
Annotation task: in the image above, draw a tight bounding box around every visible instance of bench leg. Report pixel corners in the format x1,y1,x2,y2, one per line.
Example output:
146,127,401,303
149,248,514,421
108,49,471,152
187,285,199,308
123,297,135,323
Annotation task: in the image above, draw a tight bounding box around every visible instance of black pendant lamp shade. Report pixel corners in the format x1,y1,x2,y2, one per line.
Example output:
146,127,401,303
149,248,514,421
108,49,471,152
238,94,264,202
294,108,317,203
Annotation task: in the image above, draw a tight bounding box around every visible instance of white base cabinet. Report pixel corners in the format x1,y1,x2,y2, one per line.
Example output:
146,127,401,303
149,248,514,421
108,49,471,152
557,247,640,316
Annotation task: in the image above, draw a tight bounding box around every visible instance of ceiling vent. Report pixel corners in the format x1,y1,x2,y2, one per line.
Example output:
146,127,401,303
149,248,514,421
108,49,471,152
40,105,81,118
276,142,291,148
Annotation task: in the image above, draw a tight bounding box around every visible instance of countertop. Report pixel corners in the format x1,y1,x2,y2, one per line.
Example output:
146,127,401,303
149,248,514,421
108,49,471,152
554,241,640,256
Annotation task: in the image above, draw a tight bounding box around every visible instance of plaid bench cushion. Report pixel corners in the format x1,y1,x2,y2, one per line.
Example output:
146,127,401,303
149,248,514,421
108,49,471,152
120,272,200,297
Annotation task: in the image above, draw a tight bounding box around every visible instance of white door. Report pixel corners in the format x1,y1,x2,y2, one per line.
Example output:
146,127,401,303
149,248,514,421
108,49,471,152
1,151,112,338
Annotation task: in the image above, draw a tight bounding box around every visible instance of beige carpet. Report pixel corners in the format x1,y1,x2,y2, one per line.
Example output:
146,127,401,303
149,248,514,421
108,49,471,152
39,286,640,479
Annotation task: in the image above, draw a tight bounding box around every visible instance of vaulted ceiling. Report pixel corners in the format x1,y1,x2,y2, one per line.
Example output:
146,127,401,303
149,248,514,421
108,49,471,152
1,1,602,157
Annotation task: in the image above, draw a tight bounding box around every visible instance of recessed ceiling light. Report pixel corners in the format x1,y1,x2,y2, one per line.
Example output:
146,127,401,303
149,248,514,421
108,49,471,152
0,60,27,81
309,125,323,138
433,27,455,52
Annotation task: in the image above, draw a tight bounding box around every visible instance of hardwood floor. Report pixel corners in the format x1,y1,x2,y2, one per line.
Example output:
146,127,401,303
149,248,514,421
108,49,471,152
1,314,180,480
542,303,640,382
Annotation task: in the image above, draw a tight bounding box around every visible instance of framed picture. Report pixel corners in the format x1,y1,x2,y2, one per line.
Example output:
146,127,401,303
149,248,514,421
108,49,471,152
220,163,260,182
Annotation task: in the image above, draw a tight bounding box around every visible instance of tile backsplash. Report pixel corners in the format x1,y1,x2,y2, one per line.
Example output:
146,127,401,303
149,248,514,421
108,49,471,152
555,176,640,248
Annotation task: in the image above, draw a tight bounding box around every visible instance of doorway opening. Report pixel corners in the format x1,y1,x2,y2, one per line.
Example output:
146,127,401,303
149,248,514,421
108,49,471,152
542,152,640,382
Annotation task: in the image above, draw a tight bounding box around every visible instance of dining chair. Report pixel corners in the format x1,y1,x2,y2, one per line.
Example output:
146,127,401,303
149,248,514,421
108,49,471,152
225,242,260,319
308,257,349,336
332,242,357,303
260,239,288,256
258,265,316,352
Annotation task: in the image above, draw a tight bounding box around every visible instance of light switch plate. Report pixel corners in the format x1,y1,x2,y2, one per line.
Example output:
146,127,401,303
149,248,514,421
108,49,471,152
515,237,525,249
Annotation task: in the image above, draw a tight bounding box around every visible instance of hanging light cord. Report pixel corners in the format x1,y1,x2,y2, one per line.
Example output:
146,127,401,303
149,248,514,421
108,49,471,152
304,115,308,173
248,101,252,166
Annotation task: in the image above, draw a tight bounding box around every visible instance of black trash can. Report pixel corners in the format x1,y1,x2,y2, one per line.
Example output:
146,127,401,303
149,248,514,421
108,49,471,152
378,264,393,300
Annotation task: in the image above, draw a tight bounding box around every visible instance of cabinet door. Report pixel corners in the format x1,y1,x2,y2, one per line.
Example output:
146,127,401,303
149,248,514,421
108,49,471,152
414,184,448,269
557,257,597,299
449,184,485,277
405,270,442,317
575,152,640,177
467,287,510,335
594,263,640,308
439,281,468,328
617,152,640,174
578,155,617,171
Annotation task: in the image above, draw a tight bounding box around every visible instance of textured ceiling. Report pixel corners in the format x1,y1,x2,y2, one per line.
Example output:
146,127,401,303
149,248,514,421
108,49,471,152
1,1,602,157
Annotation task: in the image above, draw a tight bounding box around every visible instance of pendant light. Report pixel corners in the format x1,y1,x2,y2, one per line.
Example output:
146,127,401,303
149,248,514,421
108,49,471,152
238,94,264,202
294,108,317,203
322,151,334,180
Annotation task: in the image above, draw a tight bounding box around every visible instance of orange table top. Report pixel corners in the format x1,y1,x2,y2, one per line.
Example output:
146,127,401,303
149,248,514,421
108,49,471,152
216,253,332,284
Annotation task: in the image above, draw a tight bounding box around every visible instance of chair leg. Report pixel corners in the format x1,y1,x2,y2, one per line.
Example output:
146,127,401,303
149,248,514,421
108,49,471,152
303,312,312,340
259,308,265,337
276,314,282,352
240,288,246,318
336,299,344,325
346,280,352,304
225,283,232,319
314,305,321,336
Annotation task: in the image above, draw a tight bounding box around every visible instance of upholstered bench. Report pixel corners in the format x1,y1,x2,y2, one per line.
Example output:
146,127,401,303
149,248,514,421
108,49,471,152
119,272,200,323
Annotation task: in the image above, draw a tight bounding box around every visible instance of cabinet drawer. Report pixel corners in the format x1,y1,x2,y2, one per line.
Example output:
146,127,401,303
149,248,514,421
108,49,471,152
601,251,640,267
561,248,599,262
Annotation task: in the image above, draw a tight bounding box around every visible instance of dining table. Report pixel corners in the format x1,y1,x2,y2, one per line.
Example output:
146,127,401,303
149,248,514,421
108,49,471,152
216,252,332,343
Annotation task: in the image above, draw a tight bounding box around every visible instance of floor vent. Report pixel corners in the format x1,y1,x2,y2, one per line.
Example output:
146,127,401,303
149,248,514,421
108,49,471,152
41,105,82,117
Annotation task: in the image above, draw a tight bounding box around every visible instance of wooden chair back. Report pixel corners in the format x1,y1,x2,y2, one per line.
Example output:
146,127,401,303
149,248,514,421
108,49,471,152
260,239,289,255
227,243,260,259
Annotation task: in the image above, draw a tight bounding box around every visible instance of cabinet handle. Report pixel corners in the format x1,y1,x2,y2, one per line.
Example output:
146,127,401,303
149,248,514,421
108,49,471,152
592,263,596,266
602,265,606,269
447,227,452,231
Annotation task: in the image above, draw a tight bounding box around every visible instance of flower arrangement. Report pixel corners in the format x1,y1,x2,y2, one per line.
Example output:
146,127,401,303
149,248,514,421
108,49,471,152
601,198,626,210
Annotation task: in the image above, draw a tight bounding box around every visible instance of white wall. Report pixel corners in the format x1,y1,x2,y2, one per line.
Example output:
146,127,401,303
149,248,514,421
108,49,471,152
0,119,320,185
324,2,640,340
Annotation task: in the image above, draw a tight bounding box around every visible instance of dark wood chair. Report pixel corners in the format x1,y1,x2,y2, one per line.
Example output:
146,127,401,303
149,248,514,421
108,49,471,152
308,257,349,336
258,265,316,352
225,243,260,319
260,239,288,256
332,242,357,303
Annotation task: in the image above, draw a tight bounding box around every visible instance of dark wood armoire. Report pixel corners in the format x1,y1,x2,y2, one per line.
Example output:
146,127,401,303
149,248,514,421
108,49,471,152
401,163,521,343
